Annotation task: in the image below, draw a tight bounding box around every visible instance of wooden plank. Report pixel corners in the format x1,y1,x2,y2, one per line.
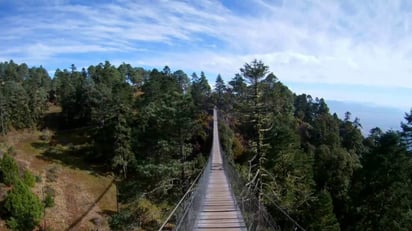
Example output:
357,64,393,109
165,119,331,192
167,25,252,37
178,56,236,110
193,109,246,231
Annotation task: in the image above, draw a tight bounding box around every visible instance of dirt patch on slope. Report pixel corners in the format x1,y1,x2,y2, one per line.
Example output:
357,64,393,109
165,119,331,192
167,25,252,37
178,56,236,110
0,129,117,231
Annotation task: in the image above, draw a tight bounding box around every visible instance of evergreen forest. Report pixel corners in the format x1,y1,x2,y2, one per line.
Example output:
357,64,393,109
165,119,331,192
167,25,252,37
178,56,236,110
0,59,412,230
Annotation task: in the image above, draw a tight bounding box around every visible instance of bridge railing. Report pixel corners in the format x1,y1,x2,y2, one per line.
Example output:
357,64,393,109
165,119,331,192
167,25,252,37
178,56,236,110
221,148,280,231
158,156,211,231
174,156,211,230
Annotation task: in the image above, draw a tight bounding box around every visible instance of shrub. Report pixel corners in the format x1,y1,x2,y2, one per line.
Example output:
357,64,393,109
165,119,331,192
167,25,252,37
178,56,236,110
22,170,35,187
4,179,44,230
109,211,132,230
7,146,16,155
0,154,19,185
44,193,54,208
43,185,55,208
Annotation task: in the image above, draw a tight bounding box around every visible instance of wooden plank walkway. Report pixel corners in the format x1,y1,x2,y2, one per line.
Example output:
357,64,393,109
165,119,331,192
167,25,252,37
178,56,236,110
193,108,246,231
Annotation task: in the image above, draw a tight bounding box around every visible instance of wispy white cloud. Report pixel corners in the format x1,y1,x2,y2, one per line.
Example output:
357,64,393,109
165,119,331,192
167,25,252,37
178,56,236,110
1,0,412,108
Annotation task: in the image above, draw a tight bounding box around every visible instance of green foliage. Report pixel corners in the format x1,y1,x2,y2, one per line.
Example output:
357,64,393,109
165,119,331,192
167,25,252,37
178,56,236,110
35,175,42,183
22,170,36,187
237,60,273,205
222,60,374,229
43,185,55,208
218,121,236,159
109,210,132,230
0,152,43,230
351,131,412,230
264,115,315,223
0,61,51,134
110,197,164,230
133,198,162,229
44,194,54,208
340,113,364,153
0,153,19,185
309,190,340,231
191,71,211,111
112,107,134,178
4,60,412,230
2,81,32,129
118,63,145,86
401,109,412,150
212,74,229,110
6,217,19,231
314,145,359,200
44,62,211,231
4,179,44,231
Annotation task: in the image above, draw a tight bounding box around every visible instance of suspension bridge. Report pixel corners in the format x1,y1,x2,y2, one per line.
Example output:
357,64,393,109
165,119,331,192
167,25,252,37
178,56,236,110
159,108,305,231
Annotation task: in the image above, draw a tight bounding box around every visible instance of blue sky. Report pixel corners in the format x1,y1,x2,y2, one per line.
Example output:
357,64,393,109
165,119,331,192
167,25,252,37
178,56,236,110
1,0,411,112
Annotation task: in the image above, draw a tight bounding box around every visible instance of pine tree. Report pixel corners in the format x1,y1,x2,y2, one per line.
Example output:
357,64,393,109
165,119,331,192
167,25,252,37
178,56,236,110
112,108,134,178
310,190,340,231
239,60,273,215
401,109,412,150
352,131,412,230
3,81,32,129
0,82,8,135
265,113,314,227
191,71,211,112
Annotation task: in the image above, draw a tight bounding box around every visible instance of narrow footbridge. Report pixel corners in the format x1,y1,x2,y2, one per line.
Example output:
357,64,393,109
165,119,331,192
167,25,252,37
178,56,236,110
159,108,303,231
193,108,246,230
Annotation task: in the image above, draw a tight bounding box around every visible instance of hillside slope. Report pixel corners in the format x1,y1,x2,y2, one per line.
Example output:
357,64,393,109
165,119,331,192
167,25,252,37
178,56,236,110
0,106,117,231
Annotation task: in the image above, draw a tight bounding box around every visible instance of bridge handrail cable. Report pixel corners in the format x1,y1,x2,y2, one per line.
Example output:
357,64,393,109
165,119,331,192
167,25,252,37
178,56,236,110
160,108,306,230
219,117,306,231
221,146,280,231
158,157,210,231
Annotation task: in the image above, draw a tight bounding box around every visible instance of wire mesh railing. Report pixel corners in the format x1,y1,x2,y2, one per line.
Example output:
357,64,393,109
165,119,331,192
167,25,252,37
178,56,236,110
174,156,211,231
160,107,306,231
222,148,308,231
221,148,280,231
220,139,306,230
158,156,211,231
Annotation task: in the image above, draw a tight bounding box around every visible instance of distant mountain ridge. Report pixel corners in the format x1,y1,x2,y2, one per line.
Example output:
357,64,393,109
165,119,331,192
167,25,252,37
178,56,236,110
326,100,406,135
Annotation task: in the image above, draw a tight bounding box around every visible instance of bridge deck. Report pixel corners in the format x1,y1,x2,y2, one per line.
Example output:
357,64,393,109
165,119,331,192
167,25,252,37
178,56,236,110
193,109,246,231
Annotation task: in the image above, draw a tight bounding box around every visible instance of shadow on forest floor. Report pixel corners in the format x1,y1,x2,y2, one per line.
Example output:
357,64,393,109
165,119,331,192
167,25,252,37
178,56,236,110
32,126,110,176
65,177,117,231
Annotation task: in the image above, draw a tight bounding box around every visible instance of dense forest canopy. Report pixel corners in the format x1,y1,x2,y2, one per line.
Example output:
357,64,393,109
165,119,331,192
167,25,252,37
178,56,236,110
0,59,411,230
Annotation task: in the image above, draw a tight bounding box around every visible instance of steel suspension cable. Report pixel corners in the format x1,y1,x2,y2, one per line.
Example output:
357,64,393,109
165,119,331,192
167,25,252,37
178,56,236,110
158,163,206,231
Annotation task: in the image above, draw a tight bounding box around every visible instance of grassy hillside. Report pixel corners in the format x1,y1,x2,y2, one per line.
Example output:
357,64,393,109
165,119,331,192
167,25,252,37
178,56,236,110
0,106,117,231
